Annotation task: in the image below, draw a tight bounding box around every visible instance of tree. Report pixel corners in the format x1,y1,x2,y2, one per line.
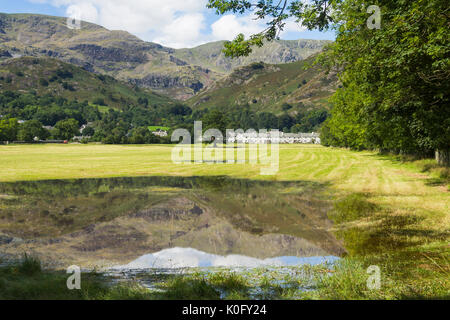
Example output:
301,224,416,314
39,78,49,87
82,126,95,137
282,103,293,111
129,127,160,145
93,98,107,106
0,118,19,142
169,104,192,116
320,0,449,161
207,0,337,57
54,119,79,140
17,120,49,142
202,109,228,134
138,97,149,107
278,114,294,131
257,112,278,130
208,0,450,165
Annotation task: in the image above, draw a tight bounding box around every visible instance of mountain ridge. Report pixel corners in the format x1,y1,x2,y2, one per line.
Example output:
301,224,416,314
187,58,339,114
0,13,331,100
174,39,332,74
0,56,175,110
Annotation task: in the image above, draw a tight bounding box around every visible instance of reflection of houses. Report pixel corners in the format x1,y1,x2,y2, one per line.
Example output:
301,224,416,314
227,132,321,144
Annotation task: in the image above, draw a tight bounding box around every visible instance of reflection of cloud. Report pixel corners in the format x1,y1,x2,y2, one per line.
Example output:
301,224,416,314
114,247,339,269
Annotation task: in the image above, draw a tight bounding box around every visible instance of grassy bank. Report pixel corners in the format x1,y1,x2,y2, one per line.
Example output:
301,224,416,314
0,144,448,299
1,253,447,300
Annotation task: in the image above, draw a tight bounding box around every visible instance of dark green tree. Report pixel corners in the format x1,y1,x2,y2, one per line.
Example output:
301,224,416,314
0,118,19,142
54,119,80,140
257,112,278,130
18,120,50,142
278,114,294,131
82,126,95,137
202,109,228,134
207,0,450,165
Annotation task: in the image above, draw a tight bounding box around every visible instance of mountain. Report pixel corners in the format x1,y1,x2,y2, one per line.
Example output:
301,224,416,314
187,57,339,114
0,13,330,100
0,56,175,110
0,13,219,100
173,39,332,74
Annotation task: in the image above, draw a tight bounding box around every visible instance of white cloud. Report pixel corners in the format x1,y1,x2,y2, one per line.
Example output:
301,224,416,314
27,0,314,48
153,13,206,49
29,0,210,48
281,19,307,35
66,2,98,23
211,14,265,41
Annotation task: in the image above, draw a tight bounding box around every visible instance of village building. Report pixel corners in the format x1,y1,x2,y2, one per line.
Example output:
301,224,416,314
152,130,168,137
227,132,321,144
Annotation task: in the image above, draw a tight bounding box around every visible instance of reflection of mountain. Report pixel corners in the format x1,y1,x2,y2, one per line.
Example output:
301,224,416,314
0,177,345,268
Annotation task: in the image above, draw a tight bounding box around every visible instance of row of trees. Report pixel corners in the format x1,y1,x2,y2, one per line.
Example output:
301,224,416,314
319,0,449,164
200,106,328,134
0,89,327,144
207,0,449,165
0,118,80,142
0,116,172,144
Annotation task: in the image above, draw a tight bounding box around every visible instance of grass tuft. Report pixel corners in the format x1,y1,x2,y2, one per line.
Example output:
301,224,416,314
329,193,377,224
158,276,221,300
18,253,42,276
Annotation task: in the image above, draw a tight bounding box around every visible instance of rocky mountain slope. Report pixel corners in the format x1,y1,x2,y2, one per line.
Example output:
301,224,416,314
0,13,330,100
188,57,339,114
0,56,175,110
174,39,332,74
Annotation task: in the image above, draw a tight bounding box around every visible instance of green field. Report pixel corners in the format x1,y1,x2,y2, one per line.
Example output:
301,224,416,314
0,144,448,299
148,126,170,132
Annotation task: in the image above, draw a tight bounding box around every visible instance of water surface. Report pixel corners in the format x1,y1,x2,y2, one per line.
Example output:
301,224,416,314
0,176,345,268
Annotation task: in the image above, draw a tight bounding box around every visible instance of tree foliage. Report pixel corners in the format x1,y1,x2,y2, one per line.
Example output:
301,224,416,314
17,120,50,142
0,118,19,142
207,0,338,57
208,0,450,161
54,119,79,140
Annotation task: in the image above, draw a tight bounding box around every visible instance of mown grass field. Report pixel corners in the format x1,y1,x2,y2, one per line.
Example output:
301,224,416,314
0,144,448,299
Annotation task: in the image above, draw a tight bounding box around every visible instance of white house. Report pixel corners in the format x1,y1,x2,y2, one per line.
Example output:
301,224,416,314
227,132,320,144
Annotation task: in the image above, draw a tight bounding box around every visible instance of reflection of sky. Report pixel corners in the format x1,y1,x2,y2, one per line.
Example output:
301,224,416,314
115,247,339,269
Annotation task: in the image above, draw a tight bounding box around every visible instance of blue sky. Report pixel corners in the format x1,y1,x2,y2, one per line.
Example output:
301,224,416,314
0,0,336,48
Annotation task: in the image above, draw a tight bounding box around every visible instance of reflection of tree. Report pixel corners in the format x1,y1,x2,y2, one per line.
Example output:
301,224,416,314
0,176,324,198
